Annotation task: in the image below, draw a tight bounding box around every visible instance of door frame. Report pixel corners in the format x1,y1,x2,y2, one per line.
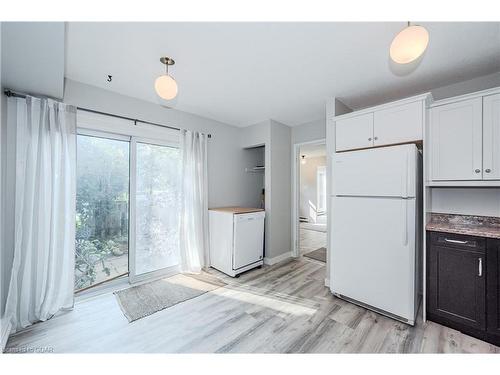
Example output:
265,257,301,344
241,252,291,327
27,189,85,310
291,138,327,258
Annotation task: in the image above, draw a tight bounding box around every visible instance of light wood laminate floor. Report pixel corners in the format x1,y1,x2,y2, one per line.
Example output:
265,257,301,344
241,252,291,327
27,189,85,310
5,258,500,353
299,224,327,255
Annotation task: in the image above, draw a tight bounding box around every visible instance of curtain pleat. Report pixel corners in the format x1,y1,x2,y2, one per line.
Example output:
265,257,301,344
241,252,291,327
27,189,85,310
5,96,77,333
179,130,209,273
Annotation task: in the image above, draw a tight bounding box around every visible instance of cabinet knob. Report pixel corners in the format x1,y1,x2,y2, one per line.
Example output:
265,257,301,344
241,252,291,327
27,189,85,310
374,137,378,140
475,169,481,173
485,168,491,173
368,137,372,141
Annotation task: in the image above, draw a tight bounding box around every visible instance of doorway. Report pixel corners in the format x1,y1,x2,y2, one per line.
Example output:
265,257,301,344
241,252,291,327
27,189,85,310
292,140,327,258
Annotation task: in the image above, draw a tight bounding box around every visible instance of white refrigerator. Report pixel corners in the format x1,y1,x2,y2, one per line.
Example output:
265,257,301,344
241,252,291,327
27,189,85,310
330,144,421,325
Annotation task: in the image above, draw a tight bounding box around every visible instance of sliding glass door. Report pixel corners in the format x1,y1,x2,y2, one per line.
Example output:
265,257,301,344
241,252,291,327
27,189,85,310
75,133,130,291
76,131,180,291
130,139,181,281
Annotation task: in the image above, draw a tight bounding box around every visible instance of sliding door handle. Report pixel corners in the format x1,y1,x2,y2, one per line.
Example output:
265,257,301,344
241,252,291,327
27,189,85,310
478,257,482,277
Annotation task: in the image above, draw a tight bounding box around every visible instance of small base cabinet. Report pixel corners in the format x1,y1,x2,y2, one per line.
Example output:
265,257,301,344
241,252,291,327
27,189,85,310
427,232,500,345
487,239,500,346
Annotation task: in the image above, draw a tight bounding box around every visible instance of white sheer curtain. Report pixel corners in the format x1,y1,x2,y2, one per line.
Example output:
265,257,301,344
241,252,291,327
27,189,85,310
5,96,77,333
179,130,209,273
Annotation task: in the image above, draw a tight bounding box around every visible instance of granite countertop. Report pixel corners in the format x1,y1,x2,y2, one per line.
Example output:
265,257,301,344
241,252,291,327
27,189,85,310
426,213,500,239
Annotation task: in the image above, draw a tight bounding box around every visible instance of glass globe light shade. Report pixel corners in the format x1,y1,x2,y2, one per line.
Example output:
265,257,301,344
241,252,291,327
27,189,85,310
390,25,429,64
155,74,178,100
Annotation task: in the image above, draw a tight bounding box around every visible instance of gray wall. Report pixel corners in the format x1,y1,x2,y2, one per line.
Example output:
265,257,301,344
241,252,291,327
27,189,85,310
268,120,292,259
240,120,292,261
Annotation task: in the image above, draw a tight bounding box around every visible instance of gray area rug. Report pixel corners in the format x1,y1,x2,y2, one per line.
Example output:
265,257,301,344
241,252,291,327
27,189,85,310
304,247,327,263
114,273,226,322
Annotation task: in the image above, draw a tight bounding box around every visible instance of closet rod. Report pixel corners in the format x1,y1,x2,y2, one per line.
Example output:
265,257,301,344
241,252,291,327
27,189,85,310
3,89,212,138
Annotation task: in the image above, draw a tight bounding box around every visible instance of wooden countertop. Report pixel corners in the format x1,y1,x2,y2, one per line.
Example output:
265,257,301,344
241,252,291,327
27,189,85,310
209,207,265,214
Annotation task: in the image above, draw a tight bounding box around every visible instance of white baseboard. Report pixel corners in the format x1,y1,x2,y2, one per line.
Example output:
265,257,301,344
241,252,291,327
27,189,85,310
264,251,293,266
1,318,12,352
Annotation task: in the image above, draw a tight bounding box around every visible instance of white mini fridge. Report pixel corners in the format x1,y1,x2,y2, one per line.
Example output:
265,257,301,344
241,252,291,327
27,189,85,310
209,207,265,277
331,144,422,325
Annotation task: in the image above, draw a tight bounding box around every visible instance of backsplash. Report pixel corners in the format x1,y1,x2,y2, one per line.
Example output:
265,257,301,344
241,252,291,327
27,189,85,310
431,188,500,217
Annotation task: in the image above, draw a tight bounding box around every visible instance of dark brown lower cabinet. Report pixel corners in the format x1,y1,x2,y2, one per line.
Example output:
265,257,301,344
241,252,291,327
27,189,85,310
427,232,486,341
427,232,500,346
487,239,500,346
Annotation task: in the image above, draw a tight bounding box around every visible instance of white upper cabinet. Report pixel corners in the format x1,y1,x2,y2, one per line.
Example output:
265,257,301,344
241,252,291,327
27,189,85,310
373,101,423,146
335,113,374,152
483,93,500,180
430,98,483,181
334,94,429,153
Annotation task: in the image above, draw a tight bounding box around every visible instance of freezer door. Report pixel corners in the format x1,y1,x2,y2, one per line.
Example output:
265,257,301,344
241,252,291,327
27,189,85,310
233,212,265,270
331,196,416,321
334,144,417,198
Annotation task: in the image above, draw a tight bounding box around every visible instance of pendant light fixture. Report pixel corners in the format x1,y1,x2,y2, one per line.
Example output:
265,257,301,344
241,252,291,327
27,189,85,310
390,22,429,64
155,56,178,100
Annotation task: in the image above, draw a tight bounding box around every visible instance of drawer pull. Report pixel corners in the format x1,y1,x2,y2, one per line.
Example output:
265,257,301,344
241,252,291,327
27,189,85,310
478,257,483,277
444,238,468,244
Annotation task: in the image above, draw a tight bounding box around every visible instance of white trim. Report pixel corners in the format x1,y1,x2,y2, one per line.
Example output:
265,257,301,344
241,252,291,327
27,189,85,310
431,86,500,108
1,319,12,352
291,139,326,258
324,278,330,287
426,180,500,187
77,128,131,142
264,251,294,266
129,265,180,285
333,93,433,121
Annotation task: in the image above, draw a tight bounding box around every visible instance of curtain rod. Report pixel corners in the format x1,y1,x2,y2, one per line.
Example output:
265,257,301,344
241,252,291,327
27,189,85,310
3,89,212,138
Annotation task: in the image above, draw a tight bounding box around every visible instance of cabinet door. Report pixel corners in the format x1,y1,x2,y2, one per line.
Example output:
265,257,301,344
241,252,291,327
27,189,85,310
430,98,483,180
335,113,374,152
232,213,264,270
427,234,485,331
483,93,500,180
373,101,423,146
487,239,500,345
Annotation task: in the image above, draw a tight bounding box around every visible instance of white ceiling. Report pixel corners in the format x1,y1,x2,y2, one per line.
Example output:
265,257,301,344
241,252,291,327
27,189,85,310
66,22,500,127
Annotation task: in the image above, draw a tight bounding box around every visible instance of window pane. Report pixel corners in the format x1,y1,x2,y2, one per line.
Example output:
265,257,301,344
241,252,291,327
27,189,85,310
135,142,180,275
76,135,130,291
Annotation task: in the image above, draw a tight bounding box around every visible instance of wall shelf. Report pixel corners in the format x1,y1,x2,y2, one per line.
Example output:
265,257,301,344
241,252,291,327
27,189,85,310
245,166,265,173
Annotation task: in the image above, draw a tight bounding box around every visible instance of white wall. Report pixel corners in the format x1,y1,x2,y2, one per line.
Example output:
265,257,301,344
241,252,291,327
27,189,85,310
0,20,6,324
300,156,327,222
291,118,325,145
431,188,500,217
64,79,256,209
432,71,500,101
1,22,65,99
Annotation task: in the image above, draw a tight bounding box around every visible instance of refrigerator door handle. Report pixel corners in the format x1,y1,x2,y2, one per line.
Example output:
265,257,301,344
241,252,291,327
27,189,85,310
403,199,408,246
403,151,409,198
